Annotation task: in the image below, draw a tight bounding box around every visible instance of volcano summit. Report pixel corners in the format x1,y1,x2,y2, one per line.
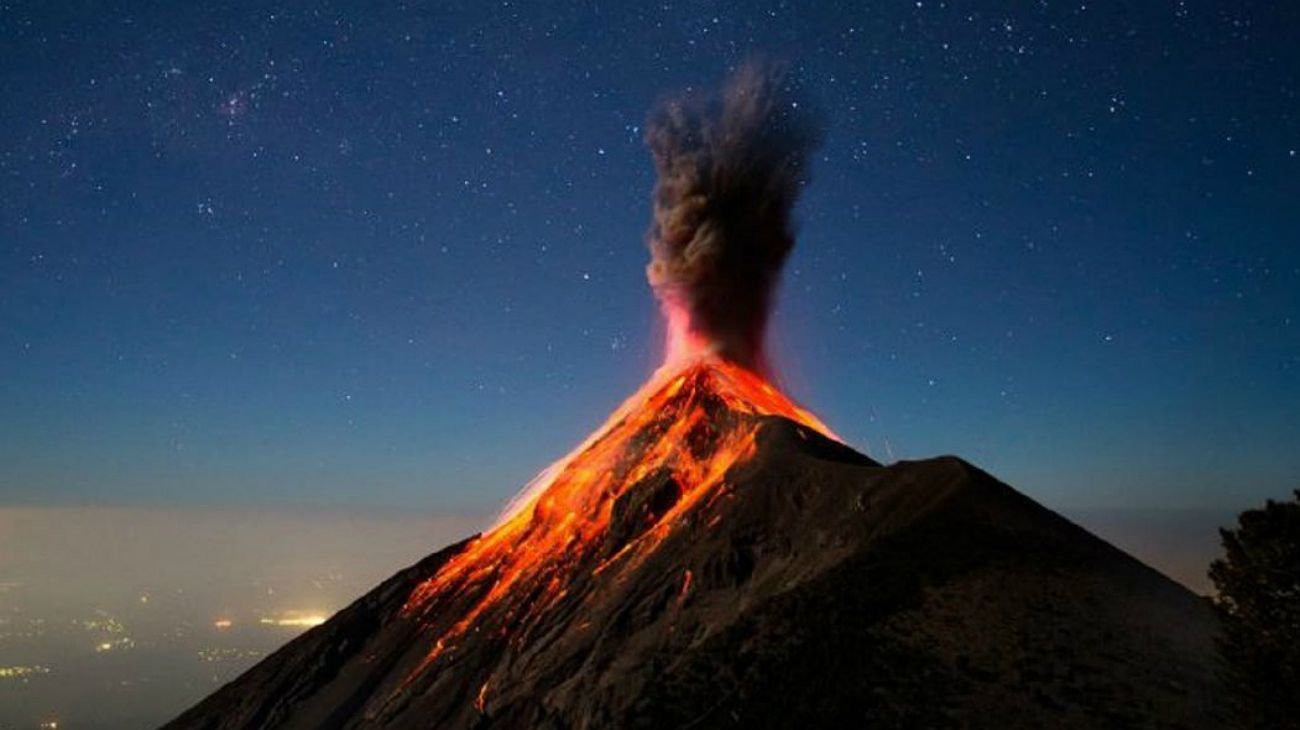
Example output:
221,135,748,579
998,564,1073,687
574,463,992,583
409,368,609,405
165,67,1225,729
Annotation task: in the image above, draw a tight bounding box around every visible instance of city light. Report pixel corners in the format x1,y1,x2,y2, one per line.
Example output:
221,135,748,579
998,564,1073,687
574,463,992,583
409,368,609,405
257,613,328,628
93,637,134,653
0,665,51,680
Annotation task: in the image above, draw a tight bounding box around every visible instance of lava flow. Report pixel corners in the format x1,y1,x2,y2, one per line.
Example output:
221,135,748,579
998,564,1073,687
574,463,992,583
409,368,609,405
396,62,828,692
399,355,833,675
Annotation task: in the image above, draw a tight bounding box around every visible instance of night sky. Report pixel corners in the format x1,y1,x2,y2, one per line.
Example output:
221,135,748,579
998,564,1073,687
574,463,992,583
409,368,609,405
2,2,1297,514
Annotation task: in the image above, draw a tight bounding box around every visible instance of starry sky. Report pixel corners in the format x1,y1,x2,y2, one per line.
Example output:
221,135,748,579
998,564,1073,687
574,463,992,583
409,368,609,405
2,2,1297,514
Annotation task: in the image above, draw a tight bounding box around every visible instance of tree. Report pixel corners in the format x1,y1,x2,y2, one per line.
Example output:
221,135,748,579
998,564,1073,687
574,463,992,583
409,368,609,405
1208,490,1300,729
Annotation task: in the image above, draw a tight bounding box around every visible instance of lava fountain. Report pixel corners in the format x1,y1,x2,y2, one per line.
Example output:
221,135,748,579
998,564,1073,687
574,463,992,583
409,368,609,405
397,63,831,693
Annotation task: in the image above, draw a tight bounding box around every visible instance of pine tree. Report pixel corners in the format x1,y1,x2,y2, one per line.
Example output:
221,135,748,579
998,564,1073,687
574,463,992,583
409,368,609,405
1208,490,1300,729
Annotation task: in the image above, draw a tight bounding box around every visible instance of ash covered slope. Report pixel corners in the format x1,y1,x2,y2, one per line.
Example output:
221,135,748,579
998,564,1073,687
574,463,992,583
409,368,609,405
164,368,1224,730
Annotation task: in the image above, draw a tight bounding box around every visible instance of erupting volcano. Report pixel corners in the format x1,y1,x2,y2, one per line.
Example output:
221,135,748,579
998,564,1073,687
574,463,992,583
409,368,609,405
399,358,834,672
167,66,1227,730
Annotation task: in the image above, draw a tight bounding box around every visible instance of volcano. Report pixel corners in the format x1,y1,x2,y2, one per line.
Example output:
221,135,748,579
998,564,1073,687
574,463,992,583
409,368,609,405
164,359,1225,730
165,66,1226,728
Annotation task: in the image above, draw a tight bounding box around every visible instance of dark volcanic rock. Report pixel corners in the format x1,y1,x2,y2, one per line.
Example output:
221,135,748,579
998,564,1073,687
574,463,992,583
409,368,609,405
606,468,682,554
164,418,1226,729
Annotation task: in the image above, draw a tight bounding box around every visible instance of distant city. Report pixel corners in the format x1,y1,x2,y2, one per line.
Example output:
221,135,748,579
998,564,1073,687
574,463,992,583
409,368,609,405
2,571,338,728
0,508,482,729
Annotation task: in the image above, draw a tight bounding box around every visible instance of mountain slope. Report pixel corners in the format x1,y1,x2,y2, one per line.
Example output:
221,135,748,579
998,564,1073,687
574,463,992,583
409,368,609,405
165,364,1225,729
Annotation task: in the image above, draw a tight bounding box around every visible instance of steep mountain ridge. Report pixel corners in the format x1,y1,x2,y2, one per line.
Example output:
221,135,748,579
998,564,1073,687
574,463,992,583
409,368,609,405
166,362,1225,729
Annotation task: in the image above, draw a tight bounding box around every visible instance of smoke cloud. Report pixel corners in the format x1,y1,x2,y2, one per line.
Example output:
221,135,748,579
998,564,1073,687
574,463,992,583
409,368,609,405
646,62,821,373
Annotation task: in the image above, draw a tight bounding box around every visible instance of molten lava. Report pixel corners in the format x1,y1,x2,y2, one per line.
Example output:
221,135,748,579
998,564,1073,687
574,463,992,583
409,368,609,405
399,356,833,680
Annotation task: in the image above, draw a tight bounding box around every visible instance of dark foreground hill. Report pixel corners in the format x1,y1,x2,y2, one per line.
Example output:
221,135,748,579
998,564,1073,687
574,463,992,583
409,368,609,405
165,365,1226,729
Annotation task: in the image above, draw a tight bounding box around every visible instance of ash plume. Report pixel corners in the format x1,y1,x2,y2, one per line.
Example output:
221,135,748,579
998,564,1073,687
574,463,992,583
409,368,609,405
646,62,821,373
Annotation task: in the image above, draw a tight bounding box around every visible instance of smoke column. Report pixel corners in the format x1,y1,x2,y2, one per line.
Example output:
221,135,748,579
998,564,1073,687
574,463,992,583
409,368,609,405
646,62,821,374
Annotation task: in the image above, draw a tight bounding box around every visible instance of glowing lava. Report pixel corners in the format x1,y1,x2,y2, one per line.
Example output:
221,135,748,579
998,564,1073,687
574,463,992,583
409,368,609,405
400,354,833,677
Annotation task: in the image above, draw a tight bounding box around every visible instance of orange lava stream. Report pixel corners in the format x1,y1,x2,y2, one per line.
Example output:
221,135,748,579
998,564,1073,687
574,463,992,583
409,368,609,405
400,356,833,675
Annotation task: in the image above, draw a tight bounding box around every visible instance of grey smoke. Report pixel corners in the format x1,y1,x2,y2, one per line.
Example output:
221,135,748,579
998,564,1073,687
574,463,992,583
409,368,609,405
645,62,821,372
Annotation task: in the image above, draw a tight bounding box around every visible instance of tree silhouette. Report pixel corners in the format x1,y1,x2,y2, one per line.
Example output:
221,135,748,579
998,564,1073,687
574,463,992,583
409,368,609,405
1208,490,1300,729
